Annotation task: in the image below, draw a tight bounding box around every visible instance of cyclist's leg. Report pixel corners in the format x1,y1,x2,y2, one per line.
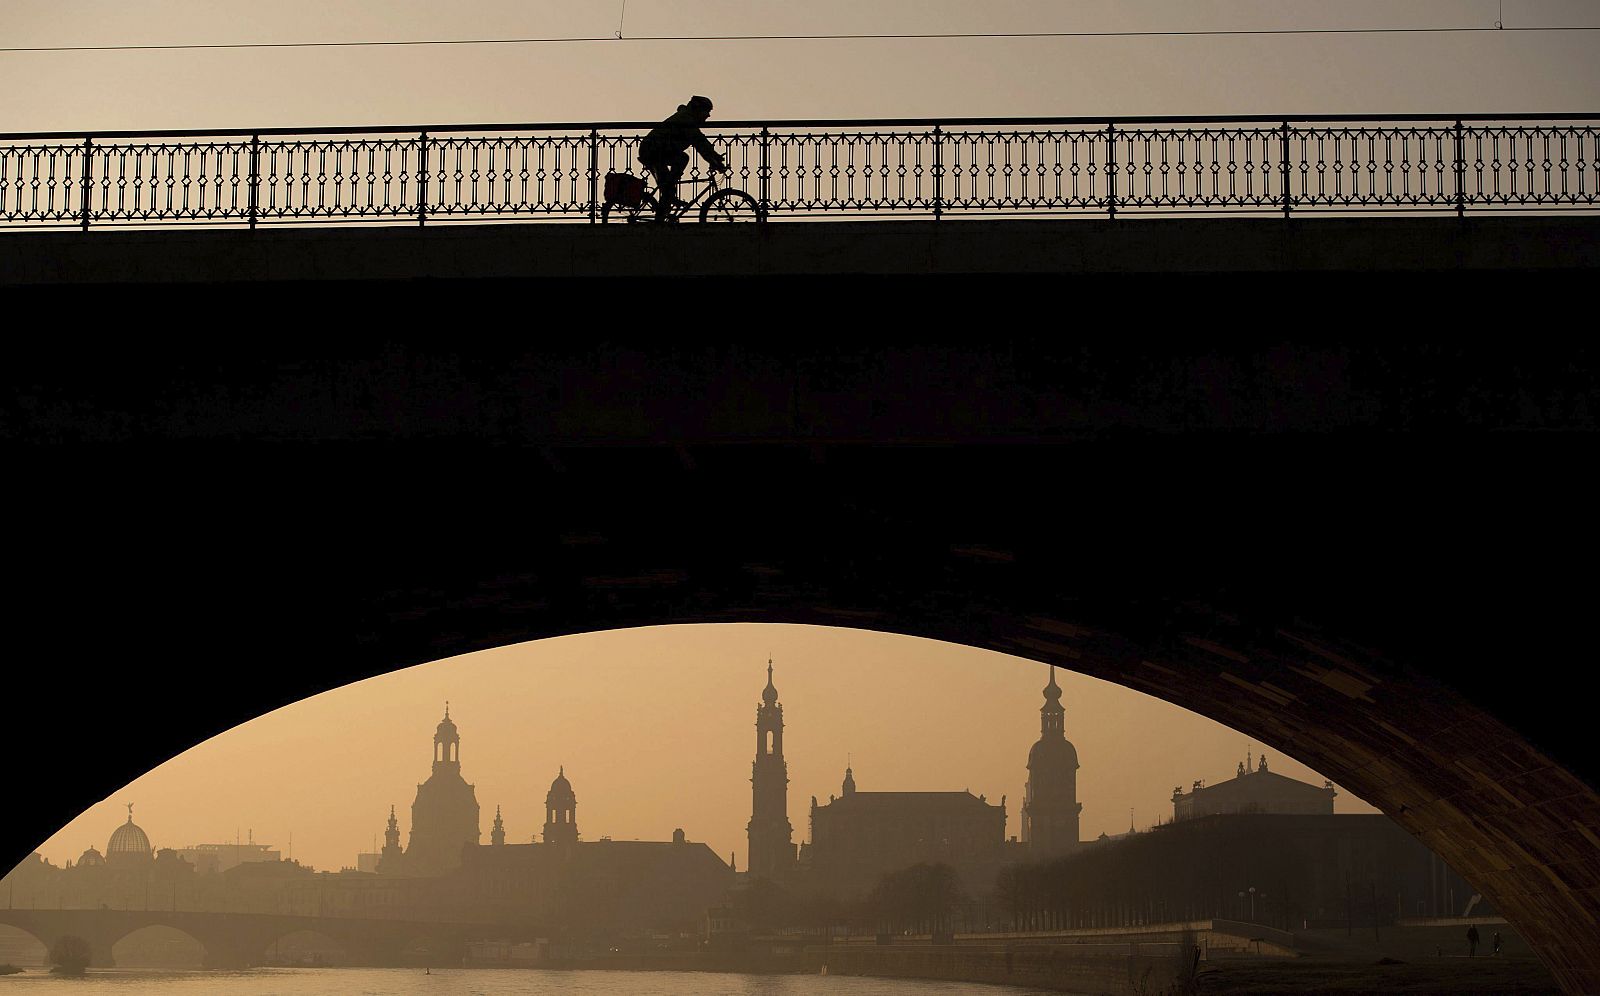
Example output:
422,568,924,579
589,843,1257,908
647,163,674,223
662,152,690,220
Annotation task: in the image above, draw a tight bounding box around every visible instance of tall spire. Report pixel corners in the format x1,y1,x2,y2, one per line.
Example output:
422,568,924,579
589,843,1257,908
762,658,779,706
491,805,506,846
1040,665,1065,736
749,658,793,879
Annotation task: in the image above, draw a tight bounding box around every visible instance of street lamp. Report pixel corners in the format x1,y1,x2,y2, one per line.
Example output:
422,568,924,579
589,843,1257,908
1248,886,1257,923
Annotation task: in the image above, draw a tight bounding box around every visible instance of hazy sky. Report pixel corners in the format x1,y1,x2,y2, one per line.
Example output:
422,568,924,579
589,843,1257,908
2,1,1597,132
36,625,1376,875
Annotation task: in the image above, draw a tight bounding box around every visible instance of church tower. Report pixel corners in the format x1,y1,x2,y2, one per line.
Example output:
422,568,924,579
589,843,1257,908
404,703,481,875
378,805,404,872
490,805,506,847
543,767,579,845
1022,667,1082,857
747,660,794,879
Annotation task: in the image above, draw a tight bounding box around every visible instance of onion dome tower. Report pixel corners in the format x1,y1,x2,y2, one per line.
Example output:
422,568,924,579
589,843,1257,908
107,804,153,865
747,660,794,879
378,805,404,872
1022,667,1082,858
543,767,579,845
404,703,481,875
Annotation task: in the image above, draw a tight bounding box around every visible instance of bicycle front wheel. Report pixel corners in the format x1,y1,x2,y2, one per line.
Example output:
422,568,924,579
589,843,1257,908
699,189,764,223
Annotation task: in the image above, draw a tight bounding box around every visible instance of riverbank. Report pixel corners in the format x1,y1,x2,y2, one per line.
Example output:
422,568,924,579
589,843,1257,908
1195,958,1560,995
814,943,1187,995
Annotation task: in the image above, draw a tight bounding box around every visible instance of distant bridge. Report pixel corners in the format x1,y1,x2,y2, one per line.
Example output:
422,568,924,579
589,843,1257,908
1,114,1595,229
0,907,518,968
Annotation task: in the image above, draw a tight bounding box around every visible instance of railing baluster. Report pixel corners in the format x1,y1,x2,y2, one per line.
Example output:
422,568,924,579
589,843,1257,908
1280,121,1293,219
417,131,429,227
932,124,943,221
759,127,771,217
80,136,93,231
587,128,599,224
1454,120,1466,217
248,134,260,230
1106,122,1117,220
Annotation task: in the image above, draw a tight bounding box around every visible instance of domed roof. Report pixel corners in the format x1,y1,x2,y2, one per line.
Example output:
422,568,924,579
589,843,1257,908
1028,734,1079,770
108,808,152,861
77,846,105,867
435,702,458,740
546,766,575,802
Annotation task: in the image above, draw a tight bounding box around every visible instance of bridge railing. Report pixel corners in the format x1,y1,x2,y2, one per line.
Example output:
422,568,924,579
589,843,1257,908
1,115,1595,229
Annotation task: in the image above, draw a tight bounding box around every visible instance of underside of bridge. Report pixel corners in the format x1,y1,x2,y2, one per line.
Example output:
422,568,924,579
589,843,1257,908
5,226,1599,990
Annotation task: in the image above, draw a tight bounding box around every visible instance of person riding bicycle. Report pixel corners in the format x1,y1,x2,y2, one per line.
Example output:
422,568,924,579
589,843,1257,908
638,95,728,223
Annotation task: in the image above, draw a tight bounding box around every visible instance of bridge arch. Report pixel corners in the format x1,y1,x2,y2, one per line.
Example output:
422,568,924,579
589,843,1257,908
0,923,48,967
7,322,1599,989
110,924,205,969
215,607,1597,991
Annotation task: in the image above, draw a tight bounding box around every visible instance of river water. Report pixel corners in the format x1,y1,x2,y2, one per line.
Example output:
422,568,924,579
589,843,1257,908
0,968,1061,995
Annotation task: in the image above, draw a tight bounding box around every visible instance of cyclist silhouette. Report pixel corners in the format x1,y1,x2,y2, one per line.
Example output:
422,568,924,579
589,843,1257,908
638,95,728,223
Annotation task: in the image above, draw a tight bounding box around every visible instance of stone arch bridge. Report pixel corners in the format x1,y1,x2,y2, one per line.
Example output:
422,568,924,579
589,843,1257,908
0,908,509,969
4,165,1598,990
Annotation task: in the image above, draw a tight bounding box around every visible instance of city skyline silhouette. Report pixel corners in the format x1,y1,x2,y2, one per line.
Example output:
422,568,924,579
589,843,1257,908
33,625,1376,876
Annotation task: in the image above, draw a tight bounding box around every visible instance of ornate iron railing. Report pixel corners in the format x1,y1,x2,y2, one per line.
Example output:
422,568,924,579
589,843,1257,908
1,115,1596,228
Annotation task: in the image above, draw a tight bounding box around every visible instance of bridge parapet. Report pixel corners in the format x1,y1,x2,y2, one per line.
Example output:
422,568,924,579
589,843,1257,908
2,115,1595,230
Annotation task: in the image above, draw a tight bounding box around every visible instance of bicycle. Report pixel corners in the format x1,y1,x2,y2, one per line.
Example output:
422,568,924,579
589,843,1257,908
601,165,765,224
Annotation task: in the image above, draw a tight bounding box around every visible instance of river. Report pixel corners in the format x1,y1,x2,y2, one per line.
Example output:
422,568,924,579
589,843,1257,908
0,968,1065,994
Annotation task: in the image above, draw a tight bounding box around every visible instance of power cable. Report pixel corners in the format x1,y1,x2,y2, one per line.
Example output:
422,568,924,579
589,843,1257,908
2,24,1597,55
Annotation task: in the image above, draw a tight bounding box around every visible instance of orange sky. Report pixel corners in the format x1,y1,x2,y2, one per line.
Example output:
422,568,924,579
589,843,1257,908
2,1,1596,131
34,625,1376,874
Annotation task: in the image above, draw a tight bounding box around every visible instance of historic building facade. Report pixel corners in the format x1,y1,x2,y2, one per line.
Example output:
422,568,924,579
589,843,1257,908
1022,667,1082,859
454,766,734,934
804,766,1009,900
748,661,1073,900
1171,752,1338,821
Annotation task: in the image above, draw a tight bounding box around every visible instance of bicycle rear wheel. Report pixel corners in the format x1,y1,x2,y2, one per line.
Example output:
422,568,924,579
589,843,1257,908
602,194,656,224
699,189,764,223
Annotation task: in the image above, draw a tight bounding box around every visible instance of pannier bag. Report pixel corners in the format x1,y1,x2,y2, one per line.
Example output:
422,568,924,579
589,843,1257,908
604,171,647,207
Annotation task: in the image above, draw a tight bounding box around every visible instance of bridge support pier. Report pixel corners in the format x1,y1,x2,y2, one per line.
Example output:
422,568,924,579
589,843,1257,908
39,932,115,970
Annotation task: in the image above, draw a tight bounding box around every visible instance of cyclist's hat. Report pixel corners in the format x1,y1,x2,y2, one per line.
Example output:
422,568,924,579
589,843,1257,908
687,95,714,112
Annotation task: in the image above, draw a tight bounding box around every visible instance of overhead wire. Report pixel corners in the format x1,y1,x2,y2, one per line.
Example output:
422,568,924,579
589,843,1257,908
2,23,1597,55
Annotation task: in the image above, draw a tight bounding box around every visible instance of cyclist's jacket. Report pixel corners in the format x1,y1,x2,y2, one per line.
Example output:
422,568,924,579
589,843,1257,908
639,106,721,166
